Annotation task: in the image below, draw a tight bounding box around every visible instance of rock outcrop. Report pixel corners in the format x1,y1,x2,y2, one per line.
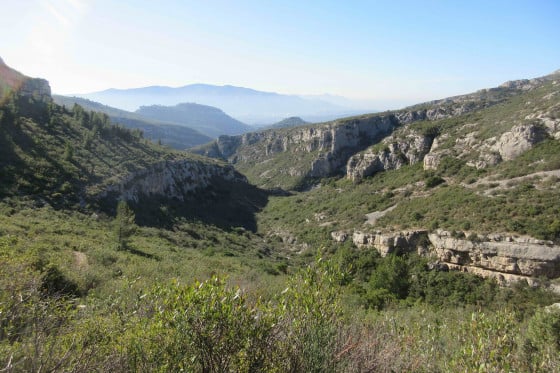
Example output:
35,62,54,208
492,124,549,161
343,229,560,284
350,121,553,180
18,78,51,102
100,159,246,202
352,230,429,256
192,79,533,186
347,131,434,181
428,230,560,276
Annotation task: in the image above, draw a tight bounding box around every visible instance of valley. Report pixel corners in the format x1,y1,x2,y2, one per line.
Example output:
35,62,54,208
1,57,560,372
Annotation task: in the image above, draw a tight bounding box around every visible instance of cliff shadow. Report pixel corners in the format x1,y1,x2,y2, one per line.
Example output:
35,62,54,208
130,178,270,232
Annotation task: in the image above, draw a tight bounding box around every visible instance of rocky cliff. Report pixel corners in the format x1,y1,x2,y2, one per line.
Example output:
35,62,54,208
194,115,399,187
348,74,560,180
99,159,246,202
193,74,556,189
342,229,560,285
347,131,435,180
18,78,51,102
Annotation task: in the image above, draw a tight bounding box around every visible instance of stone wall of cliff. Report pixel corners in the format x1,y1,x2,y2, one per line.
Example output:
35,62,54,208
337,229,560,285
192,82,528,185
99,159,246,202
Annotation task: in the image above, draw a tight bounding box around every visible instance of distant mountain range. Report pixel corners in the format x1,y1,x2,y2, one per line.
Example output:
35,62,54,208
136,103,251,139
75,84,375,125
53,95,213,149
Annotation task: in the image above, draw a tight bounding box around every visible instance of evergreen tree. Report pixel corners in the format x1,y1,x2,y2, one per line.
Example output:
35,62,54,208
114,200,136,250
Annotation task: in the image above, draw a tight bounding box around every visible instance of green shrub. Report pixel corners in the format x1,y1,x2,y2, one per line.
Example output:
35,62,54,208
425,175,445,188
525,306,560,370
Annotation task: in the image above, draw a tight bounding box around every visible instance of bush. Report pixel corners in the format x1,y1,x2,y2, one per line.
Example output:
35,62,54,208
425,175,445,188
122,277,275,372
525,306,560,370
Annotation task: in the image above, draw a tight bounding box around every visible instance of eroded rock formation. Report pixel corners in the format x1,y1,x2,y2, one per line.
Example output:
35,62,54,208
342,229,560,284
100,159,246,202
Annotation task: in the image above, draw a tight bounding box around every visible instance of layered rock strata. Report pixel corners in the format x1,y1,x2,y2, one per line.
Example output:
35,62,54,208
100,159,246,202
343,229,560,284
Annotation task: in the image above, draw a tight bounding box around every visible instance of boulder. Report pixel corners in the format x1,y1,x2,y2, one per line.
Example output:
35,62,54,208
493,124,548,161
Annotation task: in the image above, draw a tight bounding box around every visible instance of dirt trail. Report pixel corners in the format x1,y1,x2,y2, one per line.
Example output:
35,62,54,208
365,205,397,225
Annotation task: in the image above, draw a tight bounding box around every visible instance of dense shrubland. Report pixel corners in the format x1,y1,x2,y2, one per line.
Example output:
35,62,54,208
2,75,560,371
2,240,560,372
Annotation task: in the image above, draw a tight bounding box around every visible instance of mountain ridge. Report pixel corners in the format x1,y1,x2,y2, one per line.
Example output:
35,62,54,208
136,102,252,139
192,70,560,190
76,83,373,124
53,95,213,149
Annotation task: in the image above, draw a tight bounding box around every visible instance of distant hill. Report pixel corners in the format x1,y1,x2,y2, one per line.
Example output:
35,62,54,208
76,84,373,124
53,95,212,149
268,116,309,129
136,102,252,138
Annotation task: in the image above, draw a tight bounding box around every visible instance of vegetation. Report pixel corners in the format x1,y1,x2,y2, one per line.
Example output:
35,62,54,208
2,68,560,371
53,95,213,150
136,102,251,138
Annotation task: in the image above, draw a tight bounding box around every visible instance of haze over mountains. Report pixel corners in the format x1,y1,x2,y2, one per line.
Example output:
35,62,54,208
76,84,375,125
52,95,213,149
136,102,252,139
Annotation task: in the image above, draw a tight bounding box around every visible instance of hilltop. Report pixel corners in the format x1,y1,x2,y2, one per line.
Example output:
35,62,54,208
53,95,212,149
136,102,252,138
267,116,309,129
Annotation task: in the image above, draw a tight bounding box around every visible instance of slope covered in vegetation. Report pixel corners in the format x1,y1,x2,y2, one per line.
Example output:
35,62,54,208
2,60,560,372
53,95,213,149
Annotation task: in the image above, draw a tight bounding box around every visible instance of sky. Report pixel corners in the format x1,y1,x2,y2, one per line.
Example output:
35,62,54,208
1,0,559,109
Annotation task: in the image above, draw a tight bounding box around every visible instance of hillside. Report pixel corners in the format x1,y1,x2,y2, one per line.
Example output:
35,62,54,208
53,95,212,149
78,83,370,124
136,102,252,138
194,71,560,191
3,59,560,372
268,116,309,129
191,70,560,286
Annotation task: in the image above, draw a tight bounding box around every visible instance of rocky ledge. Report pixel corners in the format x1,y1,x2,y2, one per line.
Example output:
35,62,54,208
333,229,560,285
99,159,246,202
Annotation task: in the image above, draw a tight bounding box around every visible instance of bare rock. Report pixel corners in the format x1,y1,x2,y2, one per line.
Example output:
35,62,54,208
493,124,548,161
331,231,348,242
100,159,246,202
347,132,434,181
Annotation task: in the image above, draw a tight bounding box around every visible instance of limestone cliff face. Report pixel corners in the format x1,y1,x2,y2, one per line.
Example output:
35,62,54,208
347,73,560,179
192,76,539,187
100,159,246,202
194,115,399,181
423,121,557,171
428,230,560,280
347,131,434,181
345,229,560,284
194,102,488,185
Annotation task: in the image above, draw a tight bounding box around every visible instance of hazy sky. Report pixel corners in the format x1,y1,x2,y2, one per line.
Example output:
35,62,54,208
1,0,559,109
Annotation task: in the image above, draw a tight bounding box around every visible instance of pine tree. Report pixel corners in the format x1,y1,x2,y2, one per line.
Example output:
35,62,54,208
114,200,136,250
